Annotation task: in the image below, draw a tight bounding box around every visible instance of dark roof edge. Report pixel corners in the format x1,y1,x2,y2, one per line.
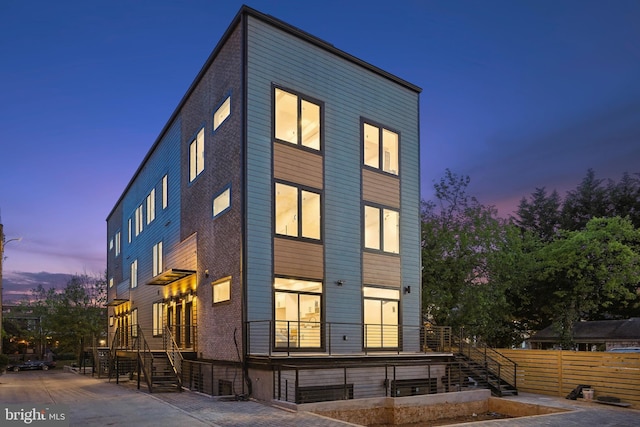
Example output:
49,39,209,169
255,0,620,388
244,6,422,94
107,5,421,220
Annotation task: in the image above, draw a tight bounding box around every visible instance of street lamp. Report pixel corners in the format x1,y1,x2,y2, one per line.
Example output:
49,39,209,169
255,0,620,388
0,223,22,354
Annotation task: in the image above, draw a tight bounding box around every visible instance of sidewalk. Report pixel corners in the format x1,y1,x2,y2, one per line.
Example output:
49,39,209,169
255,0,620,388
1,370,638,426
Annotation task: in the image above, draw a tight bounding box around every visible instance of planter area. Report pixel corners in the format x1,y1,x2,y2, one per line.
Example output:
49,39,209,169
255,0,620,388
292,390,569,426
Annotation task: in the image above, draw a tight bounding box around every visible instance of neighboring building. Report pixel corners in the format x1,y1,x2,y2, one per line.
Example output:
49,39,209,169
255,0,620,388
107,6,425,401
529,318,640,351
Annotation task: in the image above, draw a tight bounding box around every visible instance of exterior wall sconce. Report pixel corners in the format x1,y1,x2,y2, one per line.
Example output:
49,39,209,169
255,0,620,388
336,280,345,286
404,286,411,294
205,269,209,278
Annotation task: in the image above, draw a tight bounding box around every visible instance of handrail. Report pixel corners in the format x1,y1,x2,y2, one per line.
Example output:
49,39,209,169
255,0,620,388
133,325,154,392
108,327,120,381
454,330,517,393
164,326,184,389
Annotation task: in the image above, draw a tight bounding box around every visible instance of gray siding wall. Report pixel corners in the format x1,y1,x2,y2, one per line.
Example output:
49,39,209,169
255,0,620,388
246,16,420,353
107,118,182,341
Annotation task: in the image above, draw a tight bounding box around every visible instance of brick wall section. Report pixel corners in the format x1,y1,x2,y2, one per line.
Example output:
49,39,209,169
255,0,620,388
179,24,244,362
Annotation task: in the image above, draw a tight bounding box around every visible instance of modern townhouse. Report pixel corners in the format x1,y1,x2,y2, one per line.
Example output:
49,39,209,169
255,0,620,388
107,5,434,402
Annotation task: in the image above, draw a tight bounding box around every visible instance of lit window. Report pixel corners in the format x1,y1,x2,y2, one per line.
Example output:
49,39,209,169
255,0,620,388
213,187,231,217
109,238,114,251
135,205,143,236
109,277,114,288
213,277,231,304
189,128,205,182
364,205,399,254
162,175,168,209
275,183,320,240
363,122,399,175
275,88,320,150
115,232,121,257
364,206,380,250
363,286,399,348
130,259,138,288
131,308,138,337
152,302,164,336
213,96,231,130
274,278,322,348
146,189,155,224
152,242,163,277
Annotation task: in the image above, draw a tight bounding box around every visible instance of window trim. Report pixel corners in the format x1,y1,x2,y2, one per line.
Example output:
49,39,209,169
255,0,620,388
363,202,400,255
115,231,121,256
152,302,163,336
273,276,324,351
146,188,156,225
212,276,232,305
213,93,232,131
189,127,205,183
130,259,138,289
362,285,401,350
212,184,232,218
152,241,163,277
361,118,400,176
131,308,138,337
162,174,168,209
273,85,323,153
274,180,322,242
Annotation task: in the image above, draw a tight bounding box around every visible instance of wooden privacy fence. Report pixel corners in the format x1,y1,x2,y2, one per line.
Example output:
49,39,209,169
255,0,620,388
498,349,640,409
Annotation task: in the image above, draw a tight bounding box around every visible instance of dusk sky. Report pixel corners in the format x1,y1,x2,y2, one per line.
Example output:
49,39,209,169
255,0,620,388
1,0,639,297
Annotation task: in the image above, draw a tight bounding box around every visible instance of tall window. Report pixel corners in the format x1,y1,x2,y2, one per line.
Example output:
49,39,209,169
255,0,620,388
128,218,132,243
131,308,138,337
364,205,399,254
146,189,155,224
274,278,322,348
152,242,163,277
213,96,231,130
162,175,168,209
115,231,121,256
275,183,321,240
109,277,114,288
135,205,143,236
130,259,138,288
275,88,321,150
212,277,231,304
363,286,399,348
189,128,205,182
363,122,399,175
152,302,163,336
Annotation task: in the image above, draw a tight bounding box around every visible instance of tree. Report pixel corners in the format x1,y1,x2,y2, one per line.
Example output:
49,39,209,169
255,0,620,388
532,217,640,348
561,169,608,231
30,274,107,356
514,187,562,242
422,170,531,347
607,172,640,228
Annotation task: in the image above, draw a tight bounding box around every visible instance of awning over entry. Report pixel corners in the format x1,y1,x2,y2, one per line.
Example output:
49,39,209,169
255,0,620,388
146,268,196,286
106,298,129,307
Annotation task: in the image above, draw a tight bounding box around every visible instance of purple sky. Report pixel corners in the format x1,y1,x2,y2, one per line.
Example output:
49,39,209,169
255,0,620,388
1,0,639,291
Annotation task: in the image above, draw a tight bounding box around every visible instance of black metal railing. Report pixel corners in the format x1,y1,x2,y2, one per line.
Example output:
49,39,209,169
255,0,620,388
273,359,494,403
247,320,425,356
453,329,518,395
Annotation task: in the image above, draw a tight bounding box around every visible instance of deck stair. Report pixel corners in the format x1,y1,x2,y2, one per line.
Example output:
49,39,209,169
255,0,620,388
453,333,518,397
424,326,518,397
144,350,182,392
108,326,182,393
